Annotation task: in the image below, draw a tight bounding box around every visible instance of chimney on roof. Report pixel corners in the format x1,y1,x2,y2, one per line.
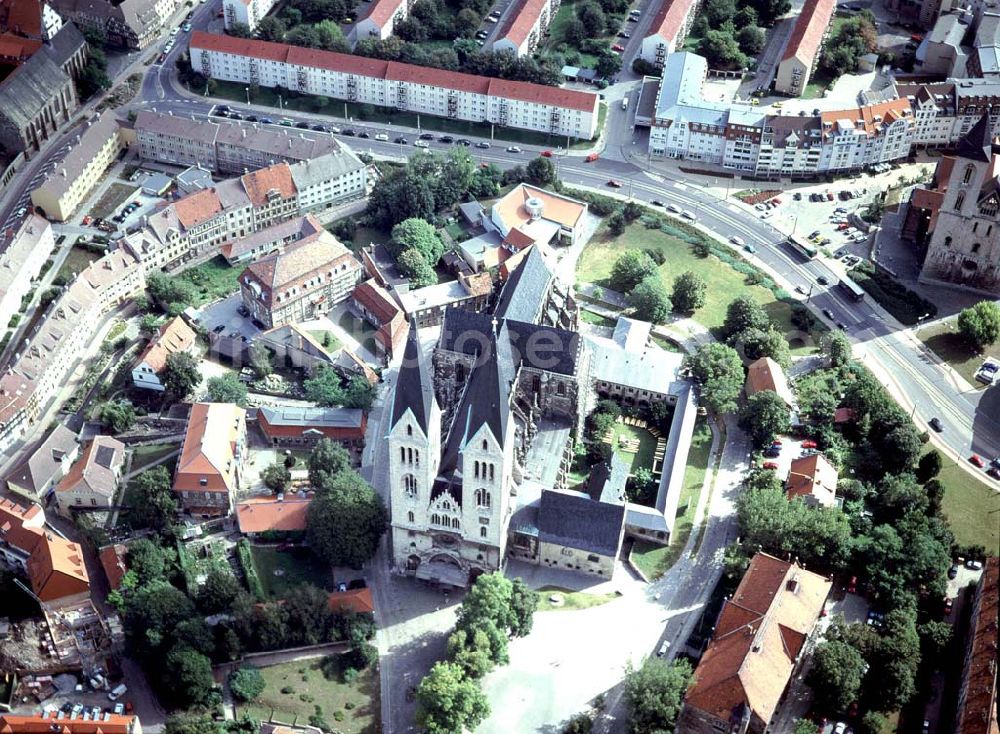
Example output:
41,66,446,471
786,574,799,593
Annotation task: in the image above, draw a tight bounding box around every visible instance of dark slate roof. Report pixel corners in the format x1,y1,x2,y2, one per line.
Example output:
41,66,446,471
437,321,516,482
0,50,71,130
45,22,85,68
956,113,994,162
537,490,626,557
390,322,434,433
494,245,553,324
583,454,628,504
438,307,579,376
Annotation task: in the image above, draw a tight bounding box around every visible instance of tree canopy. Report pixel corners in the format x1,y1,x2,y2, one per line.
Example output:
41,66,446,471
163,352,202,401
306,469,388,567
671,271,707,313
957,300,1000,349
739,390,791,447
206,373,248,407
629,275,672,324
624,658,693,733
685,343,744,414
610,250,659,292
415,661,490,734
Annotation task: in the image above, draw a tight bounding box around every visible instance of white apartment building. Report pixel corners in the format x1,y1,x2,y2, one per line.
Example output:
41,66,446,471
0,215,53,334
354,0,408,40
493,0,556,57
222,0,279,32
289,153,367,212
189,32,600,140
646,53,916,177
639,0,699,68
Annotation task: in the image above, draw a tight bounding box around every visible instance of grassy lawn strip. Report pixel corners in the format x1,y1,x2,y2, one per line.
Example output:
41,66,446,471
240,656,377,734
933,449,1000,549
176,255,241,307
91,182,137,220
630,417,712,580
250,544,335,598
208,80,601,147
850,262,936,326
129,443,180,472
535,585,620,611
307,330,342,351
580,309,616,327
607,421,656,474
54,245,101,284
917,320,1000,388
577,222,821,354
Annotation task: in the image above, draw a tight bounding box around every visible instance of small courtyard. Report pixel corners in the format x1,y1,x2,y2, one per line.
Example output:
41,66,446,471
249,545,336,598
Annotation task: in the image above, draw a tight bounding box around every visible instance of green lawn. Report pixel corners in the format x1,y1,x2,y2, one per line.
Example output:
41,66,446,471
54,245,100,284
607,422,656,474
210,80,600,146
630,417,713,580
91,182,137,220
580,309,616,327
308,330,342,352
850,263,936,326
650,334,681,352
128,443,180,473
240,656,377,734
250,545,335,598
917,321,1000,388
934,450,1000,550
577,223,816,352
536,585,620,612
176,255,241,306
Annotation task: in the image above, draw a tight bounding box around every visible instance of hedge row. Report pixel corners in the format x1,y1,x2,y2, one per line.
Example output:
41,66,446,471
236,539,266,600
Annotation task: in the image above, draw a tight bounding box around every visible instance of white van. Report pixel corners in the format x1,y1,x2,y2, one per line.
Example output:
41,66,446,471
107,684,127,701
374,133,389,141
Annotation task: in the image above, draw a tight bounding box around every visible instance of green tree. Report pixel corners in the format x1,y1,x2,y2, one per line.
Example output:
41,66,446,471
163,352,202,401
607,210,626,236
447,626,496,679
415,661,490,734
99,399,136,433
739,390,791,448
227,22,251,38
808,640,865,713
563,17,587,45
129,465,178,531
916,450,942,483
508,578,535,637
526,156,558,187
578,1,606,35
308,439,351,488
283,583,334,645
255,16,286,41
629,275,672,323
823,330,853,368
206,373,248,406
139,314,162,335
306,470,388,567
610,250,659,292
957,300,1000,349
722,294,770,339
623,658,693,733
164,714,224,734
165,645,216,707
671,271,706,313
685,343,744,414
229,666,265,702
737,25,765,55
698,29,748,71
390,218,446,265
595,50,622,79
793,721,820,734
147,273,196,313
248,342,273,378
197,567,242,614
124,580,196,657
857,712,888,734
398,248,438,288
261,462,292,492
303,365,345,406
740,327,791,368
343,374,377,410
126,538,171,585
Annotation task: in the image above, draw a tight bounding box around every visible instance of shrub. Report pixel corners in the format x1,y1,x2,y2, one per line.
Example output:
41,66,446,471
236,539,264,600
343,667,359,683
228,666,265,702
333,711,344,722
280,686,294,694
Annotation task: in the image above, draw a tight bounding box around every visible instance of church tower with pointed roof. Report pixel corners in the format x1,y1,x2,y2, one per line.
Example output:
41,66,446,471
920,113,1000,294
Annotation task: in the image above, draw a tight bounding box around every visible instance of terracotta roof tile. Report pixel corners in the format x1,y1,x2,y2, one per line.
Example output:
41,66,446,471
647,0,699,46
786,454,838,506
782,0,836,64
174,402,245,495
26,531,89,602
136,316,197,374
98,544,128,590
496,0,548,47
745,357,795,406
240,162,296,207
357,0,406,29
0,713,137,734
55,435,125,499
242,231,360,309
174,187,223,229
327,587,374,614
236,497,311,533
352,278,401,325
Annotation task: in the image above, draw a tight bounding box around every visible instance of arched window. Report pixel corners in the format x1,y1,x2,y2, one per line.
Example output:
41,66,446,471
482,439,488,450
489,464,495,482
945,236,953,247
475,488,492,508
956,193,965,211
557,382,566,396
431,513,440,525
474,461,480,479
407,424,413,436
480,526,487,538
964,164,976,184
403,474,417,498
414,449,420,465
408,511,415,523
400,447,405,462
451,517,460,529
973,242,982,253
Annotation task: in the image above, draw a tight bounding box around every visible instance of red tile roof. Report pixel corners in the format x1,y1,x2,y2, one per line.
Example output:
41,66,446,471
328,587,374,614
647,0,698,46
0,713,138,734
236,497,311,533
955,557,998,734
357,0,406,30
98,544,128,590
191,32,598,113
497,0,547,47
352,278,400,325
782,0,836,64
174,187,223,229
26,531,90,603
241,163,296,207
0,0,44,38
174,402,245,495
136,316,197,374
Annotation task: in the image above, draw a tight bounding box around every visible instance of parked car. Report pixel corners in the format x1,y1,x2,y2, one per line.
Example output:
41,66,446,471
506,145,522,153
414,140,430,148
394,136,408,144
801,440,818,449
730,236,745,246
419,132,434,140
966,558,984,570
374,133,388,141
439,135,454,143
666,203,681,213
475,141,490,148
969,454,985,468
681,210,696,220
611,43,625,52
540,150,553,157
762,461,778,470
948,565,958,579
607,179,623,188
929,417,944,432
816,275,829,285
847,576,857,593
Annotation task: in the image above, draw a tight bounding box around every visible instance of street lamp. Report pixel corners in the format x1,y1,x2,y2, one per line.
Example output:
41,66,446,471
245,86,250,105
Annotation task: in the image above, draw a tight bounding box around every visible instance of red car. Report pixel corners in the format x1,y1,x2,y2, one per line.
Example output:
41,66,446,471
586,153,599,162
771,439,783,446
82,215,92,225
762,462,779,470
540,150,553,157
771,197,782,206
944,597,954,613
607,179,623,188
611,44,625,52
970,454,985,468
801,440,818,449
847,575,857,593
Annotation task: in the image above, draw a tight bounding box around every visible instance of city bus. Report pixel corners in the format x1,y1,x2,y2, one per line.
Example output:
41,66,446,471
838,276,866,302
786,234,818,260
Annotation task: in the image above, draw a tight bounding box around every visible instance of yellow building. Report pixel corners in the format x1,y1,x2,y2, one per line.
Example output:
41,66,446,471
30,111,125,221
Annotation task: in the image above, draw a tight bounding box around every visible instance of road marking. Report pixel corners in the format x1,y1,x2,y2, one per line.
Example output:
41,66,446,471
673,181,687,190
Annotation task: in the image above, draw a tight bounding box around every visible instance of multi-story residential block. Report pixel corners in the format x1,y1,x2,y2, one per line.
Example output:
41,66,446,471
222,0,278,32
290,150,367,212
54,435,125,516
133,110,346,174
646,52,915,176
174,402,247,516
0,215,54,334
354,0,408,40
897,81,959,146
53,0,171,48
350,278,406,361
493,0,556,57
0,497,90,609
639,0,699,68
916,14,965,77
0,712,141,734
132,316,197,391
31,110,125,221
240,230,363,328
953,556,997,734
0,23,84,156
220,212,324,264
189,32,601,140
677,553,832,734
0,372,35,455
910,114,1000,294
774,0,836,96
